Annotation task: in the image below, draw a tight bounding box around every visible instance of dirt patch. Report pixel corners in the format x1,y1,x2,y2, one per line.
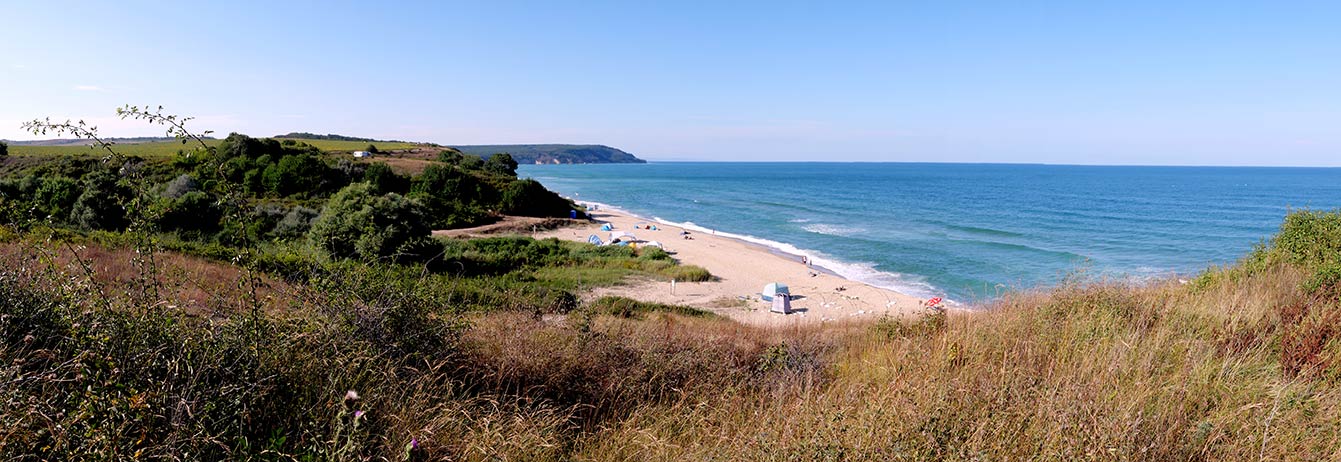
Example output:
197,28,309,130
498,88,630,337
433,216,588,238
0,241,309,318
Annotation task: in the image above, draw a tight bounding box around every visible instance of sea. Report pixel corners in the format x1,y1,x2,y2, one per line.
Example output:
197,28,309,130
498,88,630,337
519,162,1341,304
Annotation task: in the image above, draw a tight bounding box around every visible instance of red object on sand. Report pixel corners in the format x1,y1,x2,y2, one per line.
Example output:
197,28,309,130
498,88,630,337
926,297,943,307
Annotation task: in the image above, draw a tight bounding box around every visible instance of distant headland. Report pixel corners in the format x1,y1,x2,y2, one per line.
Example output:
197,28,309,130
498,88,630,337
451,144,646,165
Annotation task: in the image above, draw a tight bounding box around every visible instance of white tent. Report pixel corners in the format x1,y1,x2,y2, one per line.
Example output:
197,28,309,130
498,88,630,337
610,231,638,242
642,240,664,249
761,282,789,302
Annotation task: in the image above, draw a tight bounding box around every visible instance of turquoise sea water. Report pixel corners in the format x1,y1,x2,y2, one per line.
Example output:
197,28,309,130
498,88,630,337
519,163,1341,303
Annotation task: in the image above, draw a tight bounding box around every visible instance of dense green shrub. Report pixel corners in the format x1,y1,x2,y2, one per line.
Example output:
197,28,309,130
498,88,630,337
362,162,408,194
157,190,221,233
33,175,79,221
309,183,431,262
1270,210,1341,267
263,154,330,197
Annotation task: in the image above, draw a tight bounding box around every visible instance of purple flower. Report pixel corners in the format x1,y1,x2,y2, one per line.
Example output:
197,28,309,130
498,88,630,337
354,410,365,419
344,390,360,401
411,437,419,449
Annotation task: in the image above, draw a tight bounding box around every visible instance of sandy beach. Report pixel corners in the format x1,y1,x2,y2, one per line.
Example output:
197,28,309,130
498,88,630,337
534,208,936,326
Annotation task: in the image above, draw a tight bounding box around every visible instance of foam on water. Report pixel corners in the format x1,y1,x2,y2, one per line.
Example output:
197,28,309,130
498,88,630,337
801,223,867,237
646,216,947,301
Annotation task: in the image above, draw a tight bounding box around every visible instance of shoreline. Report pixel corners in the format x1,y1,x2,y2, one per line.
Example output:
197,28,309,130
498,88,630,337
534,205,949,326
578,200,948,299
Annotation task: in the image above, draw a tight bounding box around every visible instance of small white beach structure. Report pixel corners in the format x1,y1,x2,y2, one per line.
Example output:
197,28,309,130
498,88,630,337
352,150,372,158
770,292,793,314
642,240,664,249
761,282,790,302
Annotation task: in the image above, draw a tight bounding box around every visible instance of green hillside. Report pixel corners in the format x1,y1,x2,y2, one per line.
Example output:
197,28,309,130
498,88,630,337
453,144,646,164
5,138,421,159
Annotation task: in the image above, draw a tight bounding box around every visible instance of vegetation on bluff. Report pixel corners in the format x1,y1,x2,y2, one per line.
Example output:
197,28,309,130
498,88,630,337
452,144,646,164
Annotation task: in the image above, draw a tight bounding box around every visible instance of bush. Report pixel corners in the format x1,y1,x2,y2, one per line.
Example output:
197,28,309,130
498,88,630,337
1273,210,1341,267
162,173,199,198
34,175,79,221
157,190,221,233
272,206,320,240
500,179,574,218
362,162,408,194
263,154,330,197
309,183,431,262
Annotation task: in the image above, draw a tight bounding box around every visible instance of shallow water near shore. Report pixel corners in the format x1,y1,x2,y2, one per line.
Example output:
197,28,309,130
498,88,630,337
520,162,1341,302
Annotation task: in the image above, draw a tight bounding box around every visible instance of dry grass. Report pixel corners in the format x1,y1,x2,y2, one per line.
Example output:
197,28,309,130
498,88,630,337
563,268,1341,461
0,240,307,317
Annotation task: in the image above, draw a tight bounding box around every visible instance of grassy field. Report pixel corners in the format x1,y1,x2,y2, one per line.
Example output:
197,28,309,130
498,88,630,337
8,140,220,159
7,138,425,160
272,138,424,152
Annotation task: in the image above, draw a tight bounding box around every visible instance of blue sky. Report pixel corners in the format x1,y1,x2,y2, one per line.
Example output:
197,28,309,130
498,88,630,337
2,1,1338,165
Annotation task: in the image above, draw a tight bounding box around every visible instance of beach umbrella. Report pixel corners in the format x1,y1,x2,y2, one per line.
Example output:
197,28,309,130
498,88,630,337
761,282,790,302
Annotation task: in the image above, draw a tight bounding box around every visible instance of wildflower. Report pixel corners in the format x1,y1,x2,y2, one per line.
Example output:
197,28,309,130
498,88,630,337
354,410,365,420
411,437,419,449
344,390,360,401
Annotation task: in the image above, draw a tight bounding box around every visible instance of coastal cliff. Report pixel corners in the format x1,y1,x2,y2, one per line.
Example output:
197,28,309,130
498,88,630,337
452,144,646,164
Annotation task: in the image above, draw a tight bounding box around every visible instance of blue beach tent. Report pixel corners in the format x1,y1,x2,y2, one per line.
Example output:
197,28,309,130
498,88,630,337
600,223,613,231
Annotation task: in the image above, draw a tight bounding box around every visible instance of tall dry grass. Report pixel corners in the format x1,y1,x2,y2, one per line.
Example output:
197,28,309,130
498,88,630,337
570,267,1341,461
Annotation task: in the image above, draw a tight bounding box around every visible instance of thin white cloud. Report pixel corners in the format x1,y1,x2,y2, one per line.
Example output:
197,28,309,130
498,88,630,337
73,85,103,91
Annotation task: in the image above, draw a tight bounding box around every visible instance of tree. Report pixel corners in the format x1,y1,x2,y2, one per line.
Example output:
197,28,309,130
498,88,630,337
501,179,574,217
484,153,518,176
366,144,380,155
216,133,267,162
0,141,8,158
437,150,464,165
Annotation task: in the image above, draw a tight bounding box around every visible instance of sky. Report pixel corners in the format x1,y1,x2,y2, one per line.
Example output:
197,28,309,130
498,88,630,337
1,1,1338,165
